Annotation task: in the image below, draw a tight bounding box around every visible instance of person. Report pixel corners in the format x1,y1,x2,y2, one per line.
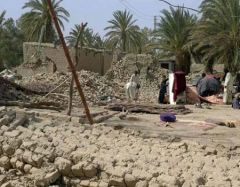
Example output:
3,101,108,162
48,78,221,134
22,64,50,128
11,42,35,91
130,70,140,89
128,70,140,101
196,72,206,88
223,68,235,104
158,75,168,104
197,73,220,97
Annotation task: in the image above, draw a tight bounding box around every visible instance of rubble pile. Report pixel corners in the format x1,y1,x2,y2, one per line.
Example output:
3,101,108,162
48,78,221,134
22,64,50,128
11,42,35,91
17,70,122,106
13,54,169,106
106,54,168,103
0,77,30,102
0,107,239,187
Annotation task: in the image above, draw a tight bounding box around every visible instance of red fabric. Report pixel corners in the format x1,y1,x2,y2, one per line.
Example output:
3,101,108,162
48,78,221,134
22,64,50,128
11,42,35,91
172,71,186,101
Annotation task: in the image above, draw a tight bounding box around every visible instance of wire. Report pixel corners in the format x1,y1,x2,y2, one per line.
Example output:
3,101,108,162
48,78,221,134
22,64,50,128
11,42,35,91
122,0,155,18
118,0,153,21
158,0,200,13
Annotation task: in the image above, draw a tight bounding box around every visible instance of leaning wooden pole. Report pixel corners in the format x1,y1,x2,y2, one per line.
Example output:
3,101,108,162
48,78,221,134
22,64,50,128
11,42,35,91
47,0,93,124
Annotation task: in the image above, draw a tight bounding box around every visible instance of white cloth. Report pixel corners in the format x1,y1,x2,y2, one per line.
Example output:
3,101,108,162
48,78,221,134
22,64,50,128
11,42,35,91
130,74,140,85
223,72,235,104
125,82,138,100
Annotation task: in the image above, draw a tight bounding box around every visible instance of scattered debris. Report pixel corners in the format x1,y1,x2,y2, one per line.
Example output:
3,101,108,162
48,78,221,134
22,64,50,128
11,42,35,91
106,102,191,115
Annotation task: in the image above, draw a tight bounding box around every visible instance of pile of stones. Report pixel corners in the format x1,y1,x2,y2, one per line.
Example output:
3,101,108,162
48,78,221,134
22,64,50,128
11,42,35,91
0,107,239,187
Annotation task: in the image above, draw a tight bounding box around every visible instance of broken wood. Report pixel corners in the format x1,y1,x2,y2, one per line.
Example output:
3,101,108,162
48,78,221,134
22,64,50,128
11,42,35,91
0,101,63,111
106,103,191,115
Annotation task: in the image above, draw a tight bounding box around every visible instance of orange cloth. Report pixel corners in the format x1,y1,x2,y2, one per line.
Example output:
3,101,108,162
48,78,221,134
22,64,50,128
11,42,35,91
186,86,223,104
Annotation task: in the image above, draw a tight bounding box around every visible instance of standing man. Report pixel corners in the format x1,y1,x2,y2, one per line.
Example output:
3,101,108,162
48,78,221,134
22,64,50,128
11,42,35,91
130,70,140,100
223,68,235,104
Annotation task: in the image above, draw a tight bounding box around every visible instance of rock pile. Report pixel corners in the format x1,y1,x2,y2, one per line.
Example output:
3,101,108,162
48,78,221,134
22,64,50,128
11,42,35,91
106,54,168,103
0,107,240,187
0,77,30,102
17,70,122,106
13,53,169,106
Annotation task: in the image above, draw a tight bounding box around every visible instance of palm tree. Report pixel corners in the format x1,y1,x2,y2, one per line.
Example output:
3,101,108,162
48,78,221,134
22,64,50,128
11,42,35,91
0,11,6,29
191,0,240,73
19,0,69,43
104,10,142,52
0,10,7,70
155,7,197,74
67,25,104,49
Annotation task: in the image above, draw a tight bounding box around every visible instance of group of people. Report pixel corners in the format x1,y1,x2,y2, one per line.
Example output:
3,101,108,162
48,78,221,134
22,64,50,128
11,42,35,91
125,70,169,103
125,68,239,107
196,69,236,104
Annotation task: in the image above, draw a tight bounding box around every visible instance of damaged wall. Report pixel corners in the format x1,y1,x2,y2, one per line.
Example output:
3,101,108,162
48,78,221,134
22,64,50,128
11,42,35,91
18,42,113,76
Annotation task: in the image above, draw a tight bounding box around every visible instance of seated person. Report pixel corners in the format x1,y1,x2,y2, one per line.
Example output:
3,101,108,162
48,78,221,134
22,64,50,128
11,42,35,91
197,75,221,97
196,73,206,87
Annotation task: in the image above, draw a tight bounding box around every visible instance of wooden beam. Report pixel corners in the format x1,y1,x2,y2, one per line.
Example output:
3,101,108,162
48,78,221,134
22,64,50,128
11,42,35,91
47,0,93,124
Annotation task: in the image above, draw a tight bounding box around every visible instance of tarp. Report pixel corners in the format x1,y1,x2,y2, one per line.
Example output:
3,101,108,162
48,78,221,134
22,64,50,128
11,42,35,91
186,85,223,104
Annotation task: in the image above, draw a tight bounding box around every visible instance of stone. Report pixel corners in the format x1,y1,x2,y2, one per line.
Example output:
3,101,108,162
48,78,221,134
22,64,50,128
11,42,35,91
44,170,61,185
148,182,160,187
135,181,148,187
23,164,32,173
71,163,84,177
82,164,98,178
89,182,98,187
8,139,22,151
32,154,43,167
21,141,37,151
0,175,7,185
10,157,17,168
4,130,21,138
109,177,126,187
0,117,10,126
22,151,34,165
2,144,15,156
1,181,13,187
98,181,109,187
15,149,24,161
70,178,81,186
124,174,137,187
0,156,11,170
15,161,24,171
80,180,90,186
54,157,72,176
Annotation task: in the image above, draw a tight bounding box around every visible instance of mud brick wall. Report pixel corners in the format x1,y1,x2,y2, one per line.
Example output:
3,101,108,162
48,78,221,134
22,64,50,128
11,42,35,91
20,42,113,76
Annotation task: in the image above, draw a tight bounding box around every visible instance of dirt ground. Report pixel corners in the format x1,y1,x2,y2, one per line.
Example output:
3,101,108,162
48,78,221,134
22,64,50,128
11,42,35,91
80,104,240,147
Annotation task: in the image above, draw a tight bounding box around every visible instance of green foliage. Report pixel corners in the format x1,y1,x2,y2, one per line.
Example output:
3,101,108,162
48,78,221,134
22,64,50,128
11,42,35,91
104,10,143,53
154,7,197,74
0,11,24,70
191,0,240,73
19,0,69,43
67,25,105,49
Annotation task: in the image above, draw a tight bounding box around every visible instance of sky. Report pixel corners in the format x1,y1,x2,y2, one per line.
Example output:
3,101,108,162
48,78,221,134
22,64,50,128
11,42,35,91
0,0,202,37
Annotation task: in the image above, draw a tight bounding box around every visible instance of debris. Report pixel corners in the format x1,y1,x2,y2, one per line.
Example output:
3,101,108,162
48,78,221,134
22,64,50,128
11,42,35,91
205,119,236,128
0,101,63,111
106,103,191,115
